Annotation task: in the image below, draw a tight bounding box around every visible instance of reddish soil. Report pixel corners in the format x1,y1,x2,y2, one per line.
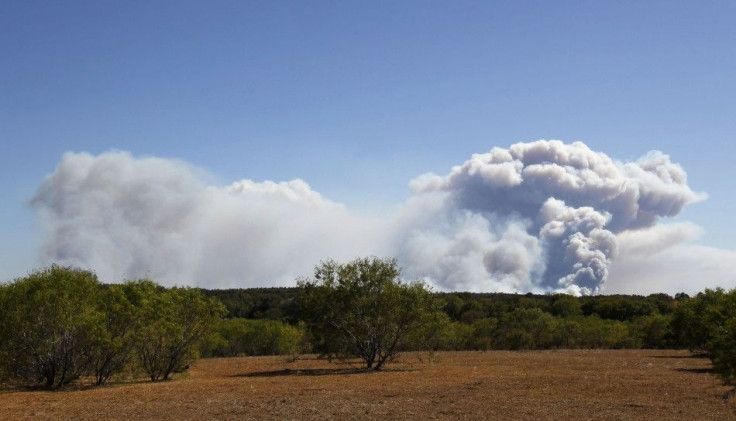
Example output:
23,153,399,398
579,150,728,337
1,350,734,420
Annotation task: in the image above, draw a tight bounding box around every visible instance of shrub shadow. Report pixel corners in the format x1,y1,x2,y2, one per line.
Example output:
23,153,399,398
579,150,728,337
232,367,411,378
649,353,709,359
0,375,177,394
232,368,372,378
675,367,714,374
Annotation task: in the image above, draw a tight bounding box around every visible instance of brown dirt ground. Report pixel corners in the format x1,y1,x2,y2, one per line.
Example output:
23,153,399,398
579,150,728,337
1,350,734,420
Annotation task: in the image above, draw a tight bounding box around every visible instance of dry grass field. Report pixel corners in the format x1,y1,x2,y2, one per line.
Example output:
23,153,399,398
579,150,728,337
1,350,734,420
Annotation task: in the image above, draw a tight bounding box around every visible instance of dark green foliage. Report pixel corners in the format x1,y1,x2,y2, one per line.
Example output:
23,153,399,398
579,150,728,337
429,321,473,351
670,288,736,387
669,288,730,351
710,316,736,386
467,318,496,351
549,294,583,318
442,295,465,322
297,257,444,370
581,296,658,321
494,308,555,350
203,318,303,357
206,287,699,353
457,299,488,324
200,287,298,322
631,314,672,349
645,293,677,315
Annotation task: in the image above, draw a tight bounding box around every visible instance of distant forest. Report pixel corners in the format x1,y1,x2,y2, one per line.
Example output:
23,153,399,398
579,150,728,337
200,287,689,352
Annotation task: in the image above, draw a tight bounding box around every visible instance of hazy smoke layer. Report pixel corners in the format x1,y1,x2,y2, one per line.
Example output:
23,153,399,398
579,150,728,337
607,223,736,295
32,141,704,294
32,152,387,287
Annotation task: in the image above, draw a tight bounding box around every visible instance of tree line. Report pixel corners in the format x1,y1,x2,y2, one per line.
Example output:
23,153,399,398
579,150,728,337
200,282,684,352
2,259,735,389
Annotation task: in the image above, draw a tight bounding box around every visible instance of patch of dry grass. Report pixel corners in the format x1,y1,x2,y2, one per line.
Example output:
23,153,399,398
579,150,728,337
1,350,734,420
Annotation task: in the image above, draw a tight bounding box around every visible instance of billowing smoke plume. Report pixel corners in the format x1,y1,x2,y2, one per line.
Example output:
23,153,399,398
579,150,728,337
400,140,703,294
31,140,706,294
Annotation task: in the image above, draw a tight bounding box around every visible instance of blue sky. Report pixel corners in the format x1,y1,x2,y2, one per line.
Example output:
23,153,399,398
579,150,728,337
1,1,735,292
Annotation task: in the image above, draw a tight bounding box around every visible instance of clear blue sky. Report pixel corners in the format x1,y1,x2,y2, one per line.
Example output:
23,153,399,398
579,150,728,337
1,1,735,284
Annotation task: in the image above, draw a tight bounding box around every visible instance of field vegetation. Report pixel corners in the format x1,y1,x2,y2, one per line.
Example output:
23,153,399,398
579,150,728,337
0,266,224,388
1,258,736,418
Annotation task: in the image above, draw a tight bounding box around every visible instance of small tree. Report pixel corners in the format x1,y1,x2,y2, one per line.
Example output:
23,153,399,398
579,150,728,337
709,316,736,386
90,284,139,385
670,288,731,351
297,257,442,370
0,266,102,388
131,282,225,381
701,289,736,388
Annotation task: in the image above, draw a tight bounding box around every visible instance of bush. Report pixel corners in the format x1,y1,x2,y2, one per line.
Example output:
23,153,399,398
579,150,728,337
670,288,731,351
0,266,102,388
297,257,444,370
90,284,139,385
710,316,736,386
493,308,556,350
131,282,226,381
469,318,498,351
631,314,672,349
0,268,229,387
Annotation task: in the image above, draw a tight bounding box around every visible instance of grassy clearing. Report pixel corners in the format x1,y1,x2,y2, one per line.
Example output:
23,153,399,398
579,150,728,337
1,350,734,420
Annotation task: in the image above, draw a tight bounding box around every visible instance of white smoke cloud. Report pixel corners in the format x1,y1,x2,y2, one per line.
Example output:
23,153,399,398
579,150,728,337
31,141,721,295
390,202,545,293
32,151,388,287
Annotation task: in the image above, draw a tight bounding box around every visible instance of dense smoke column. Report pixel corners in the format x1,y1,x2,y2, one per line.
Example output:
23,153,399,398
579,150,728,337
538,198,617,295
404,140,703,294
